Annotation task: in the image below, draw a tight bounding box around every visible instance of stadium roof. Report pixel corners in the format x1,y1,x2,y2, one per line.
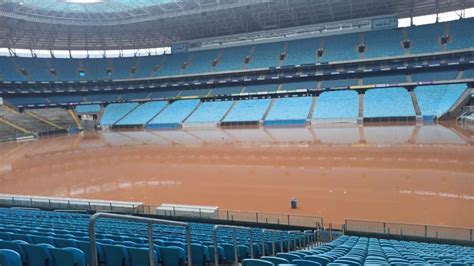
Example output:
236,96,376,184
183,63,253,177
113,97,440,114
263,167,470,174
0,0,473,51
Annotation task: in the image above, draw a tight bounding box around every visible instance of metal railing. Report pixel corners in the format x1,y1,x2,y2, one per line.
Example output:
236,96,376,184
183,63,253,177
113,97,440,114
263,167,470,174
345,219,474,242
0,132,34,143
147,205,324,228
0,194,142,214
213,225,254,266
261,229,285,256
88,213,192,266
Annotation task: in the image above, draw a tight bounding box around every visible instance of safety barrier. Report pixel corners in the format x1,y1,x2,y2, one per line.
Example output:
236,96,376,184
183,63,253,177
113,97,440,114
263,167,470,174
345,219,474,242
88,212,192,266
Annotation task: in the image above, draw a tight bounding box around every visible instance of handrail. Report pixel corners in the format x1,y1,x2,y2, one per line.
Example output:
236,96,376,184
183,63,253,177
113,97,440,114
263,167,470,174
288,230,303,251
213,225,254,266
88,212,192,266
303,230,315,249
262,229,285,256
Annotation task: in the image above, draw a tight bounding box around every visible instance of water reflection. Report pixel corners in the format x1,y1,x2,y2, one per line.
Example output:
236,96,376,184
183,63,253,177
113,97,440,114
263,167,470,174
100,124,472,147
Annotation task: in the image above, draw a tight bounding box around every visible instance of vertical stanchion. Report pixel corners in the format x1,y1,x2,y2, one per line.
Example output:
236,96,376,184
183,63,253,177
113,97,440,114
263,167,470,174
329,224,333,242
287,232,291,252
314,230,319,247
280,232,284,253
213,226,219,266
304,230,313,249
214,225,253,266
271,231,276,256
233,228,238,266
288,231,300,251
249,229,254,259
147,224,155,266
88,213,191,266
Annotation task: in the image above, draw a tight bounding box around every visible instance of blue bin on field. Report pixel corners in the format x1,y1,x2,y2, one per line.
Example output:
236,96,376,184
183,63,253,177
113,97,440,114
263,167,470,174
290,198,298,209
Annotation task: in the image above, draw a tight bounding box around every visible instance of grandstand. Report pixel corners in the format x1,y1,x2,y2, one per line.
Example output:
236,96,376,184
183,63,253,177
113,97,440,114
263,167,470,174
0,1,473,266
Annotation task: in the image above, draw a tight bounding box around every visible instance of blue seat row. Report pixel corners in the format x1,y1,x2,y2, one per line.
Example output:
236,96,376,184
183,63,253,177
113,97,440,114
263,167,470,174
364,87,416,118
415,84,467,118
264,96,313,125
0,208,302,265
0,240,84,266
100,102,139,127
245,235,473,266
1,18,473,82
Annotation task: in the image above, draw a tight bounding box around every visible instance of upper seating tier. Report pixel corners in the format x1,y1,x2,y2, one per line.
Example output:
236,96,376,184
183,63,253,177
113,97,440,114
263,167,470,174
1,19,473,82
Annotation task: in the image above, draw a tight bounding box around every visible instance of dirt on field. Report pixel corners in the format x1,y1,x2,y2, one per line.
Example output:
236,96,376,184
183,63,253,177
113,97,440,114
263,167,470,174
0,125,473,228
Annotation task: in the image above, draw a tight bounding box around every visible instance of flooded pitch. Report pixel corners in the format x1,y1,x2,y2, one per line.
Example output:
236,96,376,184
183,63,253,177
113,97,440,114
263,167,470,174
0,124,473,228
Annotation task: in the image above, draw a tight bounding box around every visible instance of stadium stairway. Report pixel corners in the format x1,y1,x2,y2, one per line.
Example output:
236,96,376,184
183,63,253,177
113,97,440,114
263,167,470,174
25,110,64,130
307,97,318,122
409,90,423,121
145,102,171,126
181,101,203,124
0,116,30,135
244,46,257,70
444,87,473,119
358,93,364,123
68,109,83,130
219,101,237,123
261,99,276,122
0,106,51,133
211,50,224,72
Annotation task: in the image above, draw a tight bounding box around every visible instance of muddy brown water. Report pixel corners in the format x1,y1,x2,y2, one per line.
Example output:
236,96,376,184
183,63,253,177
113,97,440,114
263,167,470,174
0,124,473,228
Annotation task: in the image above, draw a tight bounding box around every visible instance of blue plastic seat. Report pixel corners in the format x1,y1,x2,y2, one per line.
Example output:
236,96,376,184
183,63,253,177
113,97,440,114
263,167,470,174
32,236,55,245
127,247,158,266
159,246,186,266
49,247,85,266
238,245,250,261
288,252,306,258
100,244,129,266
0,240,27,264
11,234,33,243
305,255,333,266
221,243,237,262
0,232,13,241
277,253,301,262
207,245,225,263
54,238,77,248
165,241,186,249
261,256,290,265
242,258,274,266
0,249,21,266
76,241,104,265
333,259,360,265
22,243,54,266
190,243,208,266
292,259,322,266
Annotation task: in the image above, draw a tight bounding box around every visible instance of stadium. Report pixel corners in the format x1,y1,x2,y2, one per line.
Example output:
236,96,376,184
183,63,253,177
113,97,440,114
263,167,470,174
0,0,473,265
